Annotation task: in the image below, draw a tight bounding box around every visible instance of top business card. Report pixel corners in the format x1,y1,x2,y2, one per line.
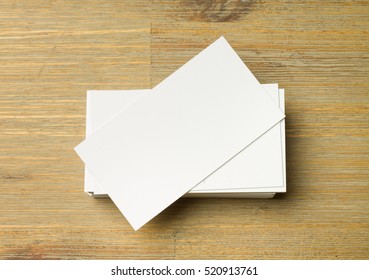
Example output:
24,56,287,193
75,36,285,230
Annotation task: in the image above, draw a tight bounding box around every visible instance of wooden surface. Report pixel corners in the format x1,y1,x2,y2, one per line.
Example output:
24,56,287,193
0,0,368,259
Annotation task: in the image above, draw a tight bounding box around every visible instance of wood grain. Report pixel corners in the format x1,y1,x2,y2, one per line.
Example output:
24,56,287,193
0,0,368,259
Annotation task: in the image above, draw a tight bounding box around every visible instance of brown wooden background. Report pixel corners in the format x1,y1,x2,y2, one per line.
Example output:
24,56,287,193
0,0,368,259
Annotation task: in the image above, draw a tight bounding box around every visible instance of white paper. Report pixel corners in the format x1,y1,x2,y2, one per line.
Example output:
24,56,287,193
75,36,285,230
84,85,285,195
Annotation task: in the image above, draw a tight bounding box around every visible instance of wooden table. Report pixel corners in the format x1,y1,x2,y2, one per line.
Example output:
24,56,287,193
1,0,368,259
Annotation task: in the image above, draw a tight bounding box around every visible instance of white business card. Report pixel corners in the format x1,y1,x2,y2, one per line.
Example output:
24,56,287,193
84,85,285,195
75,36,285,230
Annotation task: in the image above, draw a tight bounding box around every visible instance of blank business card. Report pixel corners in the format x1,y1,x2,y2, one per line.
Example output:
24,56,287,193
75,36,285,230
84,85,284,195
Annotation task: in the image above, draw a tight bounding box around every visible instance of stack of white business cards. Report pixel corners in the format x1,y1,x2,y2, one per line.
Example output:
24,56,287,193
75,36,286,230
